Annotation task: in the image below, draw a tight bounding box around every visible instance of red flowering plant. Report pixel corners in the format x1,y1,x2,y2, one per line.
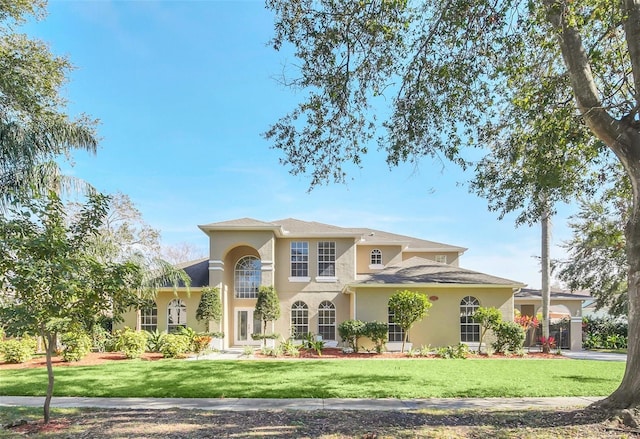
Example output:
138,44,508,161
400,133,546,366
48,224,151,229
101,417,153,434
538,336,556,351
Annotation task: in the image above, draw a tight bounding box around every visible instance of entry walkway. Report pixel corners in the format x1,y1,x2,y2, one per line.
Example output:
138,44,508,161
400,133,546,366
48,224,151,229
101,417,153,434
0,396,603,411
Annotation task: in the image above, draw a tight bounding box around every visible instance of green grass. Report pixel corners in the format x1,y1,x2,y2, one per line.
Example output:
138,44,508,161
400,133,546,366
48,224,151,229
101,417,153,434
0,359,624,399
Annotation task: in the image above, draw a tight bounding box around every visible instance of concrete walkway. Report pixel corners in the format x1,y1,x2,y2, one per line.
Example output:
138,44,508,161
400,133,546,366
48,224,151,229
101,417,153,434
0,396,604,411
561,350,627,361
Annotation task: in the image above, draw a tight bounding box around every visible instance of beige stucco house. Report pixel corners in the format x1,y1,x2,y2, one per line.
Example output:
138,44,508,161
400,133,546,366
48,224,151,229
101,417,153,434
118,218,588,351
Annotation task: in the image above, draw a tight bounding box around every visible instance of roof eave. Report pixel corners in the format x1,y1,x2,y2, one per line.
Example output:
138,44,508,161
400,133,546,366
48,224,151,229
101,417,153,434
345,282,526,291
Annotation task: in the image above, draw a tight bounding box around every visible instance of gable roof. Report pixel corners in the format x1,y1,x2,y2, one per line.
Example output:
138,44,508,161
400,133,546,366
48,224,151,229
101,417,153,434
351,257,523,288
200,217,465,253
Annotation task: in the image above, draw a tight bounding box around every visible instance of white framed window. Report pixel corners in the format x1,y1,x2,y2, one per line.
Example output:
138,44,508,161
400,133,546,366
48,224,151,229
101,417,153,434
167,299,187,333
317,241,336,279
460,296,480,342
291,301,309,338
235,256,261,298
141,303,157,332
435,255,447,264
290,241,309,281
388,307,405,342
369,248,384,269
318,301,336,341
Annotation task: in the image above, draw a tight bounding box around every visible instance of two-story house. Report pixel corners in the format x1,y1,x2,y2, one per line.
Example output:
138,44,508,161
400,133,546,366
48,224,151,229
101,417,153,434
119,217,586,351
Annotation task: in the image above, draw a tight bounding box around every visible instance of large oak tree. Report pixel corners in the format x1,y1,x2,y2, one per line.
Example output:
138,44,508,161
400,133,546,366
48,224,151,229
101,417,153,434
265,0,640,411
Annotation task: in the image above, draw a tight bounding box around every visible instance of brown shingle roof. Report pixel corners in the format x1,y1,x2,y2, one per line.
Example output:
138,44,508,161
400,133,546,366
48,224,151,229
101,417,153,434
353,257,523,287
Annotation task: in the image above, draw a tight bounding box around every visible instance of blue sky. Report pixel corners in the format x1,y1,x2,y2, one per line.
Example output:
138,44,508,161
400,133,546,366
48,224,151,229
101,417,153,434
24,0,579,289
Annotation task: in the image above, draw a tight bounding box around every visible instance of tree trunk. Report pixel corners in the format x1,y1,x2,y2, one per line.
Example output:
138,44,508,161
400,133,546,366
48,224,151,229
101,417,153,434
541,208,551,353
596,177,640,409
43,330,56,424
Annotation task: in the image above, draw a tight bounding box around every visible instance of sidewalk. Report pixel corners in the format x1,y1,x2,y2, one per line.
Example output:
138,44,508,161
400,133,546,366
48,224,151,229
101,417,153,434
0,396,603,411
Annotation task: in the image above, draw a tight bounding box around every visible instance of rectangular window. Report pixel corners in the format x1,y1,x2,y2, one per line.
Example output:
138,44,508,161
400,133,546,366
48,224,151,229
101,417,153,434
318,241,336,277
435,255,447,264
290,242,309,278
140,305,157,332
388,308,405,342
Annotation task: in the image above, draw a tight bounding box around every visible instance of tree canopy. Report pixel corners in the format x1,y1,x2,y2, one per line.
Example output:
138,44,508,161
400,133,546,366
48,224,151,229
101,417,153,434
0,0,98,207
0,193,142,422
266,0,640,412
557,175,631,318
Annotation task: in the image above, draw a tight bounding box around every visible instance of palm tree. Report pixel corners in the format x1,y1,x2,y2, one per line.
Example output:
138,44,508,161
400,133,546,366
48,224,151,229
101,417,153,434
0,116,97,208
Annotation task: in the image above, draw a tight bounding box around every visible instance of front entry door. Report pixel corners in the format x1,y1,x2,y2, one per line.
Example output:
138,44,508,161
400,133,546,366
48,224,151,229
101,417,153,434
235,308,262,346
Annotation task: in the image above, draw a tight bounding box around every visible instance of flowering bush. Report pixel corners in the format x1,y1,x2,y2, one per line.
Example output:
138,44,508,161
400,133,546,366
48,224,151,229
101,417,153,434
514,315,539,330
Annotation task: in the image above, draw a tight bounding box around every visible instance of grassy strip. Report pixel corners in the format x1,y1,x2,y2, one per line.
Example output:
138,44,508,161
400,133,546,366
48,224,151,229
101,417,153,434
0,359,624,399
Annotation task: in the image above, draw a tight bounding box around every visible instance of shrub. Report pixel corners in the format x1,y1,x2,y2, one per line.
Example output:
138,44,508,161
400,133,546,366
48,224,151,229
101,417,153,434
280,339,300,357
582,316,628,349
419,344,432,357
338,319,365,352
20,334,38,354
61,330,92,362
436,344,469,359
91,324,112,353
146,329,167,353
0,338,35,363
115,327,148,359
492,321,525,353
363,321,388,353
160,333,190,358
192,335,212,355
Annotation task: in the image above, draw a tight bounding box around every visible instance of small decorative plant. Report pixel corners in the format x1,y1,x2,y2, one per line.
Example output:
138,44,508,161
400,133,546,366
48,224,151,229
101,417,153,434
538,336,556,352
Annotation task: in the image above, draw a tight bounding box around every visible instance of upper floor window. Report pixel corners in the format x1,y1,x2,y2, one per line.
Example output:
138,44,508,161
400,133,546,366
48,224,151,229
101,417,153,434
435,255,447,264
370,249,382,265
318,241,336,277
141,303,158,332
290,241,309,278
235,256,261,298
460,296,480,342
167,299,187,333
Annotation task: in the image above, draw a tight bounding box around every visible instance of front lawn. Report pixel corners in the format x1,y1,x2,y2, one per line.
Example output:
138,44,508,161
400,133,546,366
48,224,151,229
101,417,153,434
0,359,624,399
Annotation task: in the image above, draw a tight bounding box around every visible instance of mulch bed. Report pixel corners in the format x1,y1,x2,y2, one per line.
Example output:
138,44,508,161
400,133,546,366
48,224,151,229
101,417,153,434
0,348,565,369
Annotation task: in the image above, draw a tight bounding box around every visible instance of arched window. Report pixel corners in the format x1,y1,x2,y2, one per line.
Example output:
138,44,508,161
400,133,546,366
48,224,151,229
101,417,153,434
291,301,309,338
141,302,157,332
235,256,261,298
370,249,382,266
167,299,187,333
318,301,336,340
460,296,480,342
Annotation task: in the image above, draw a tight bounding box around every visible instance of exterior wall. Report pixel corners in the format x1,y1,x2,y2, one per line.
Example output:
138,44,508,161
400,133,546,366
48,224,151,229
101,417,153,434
115,289,206,333
402,251,461,267
355,245,403,274
353,287,514,348
274,237,357,290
